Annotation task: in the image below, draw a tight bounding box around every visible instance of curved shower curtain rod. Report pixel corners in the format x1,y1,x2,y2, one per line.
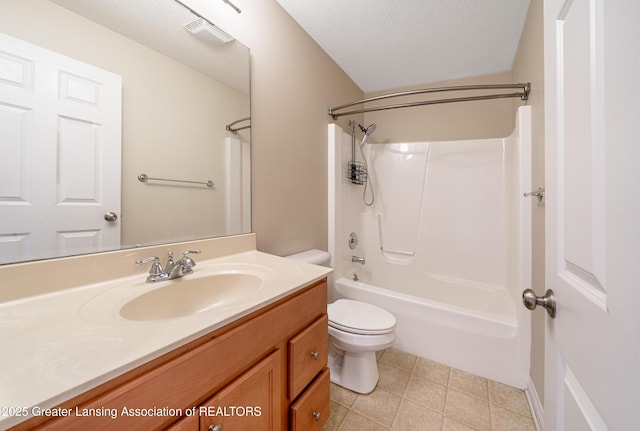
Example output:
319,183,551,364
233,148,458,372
328,83,531,119
225,116,251,134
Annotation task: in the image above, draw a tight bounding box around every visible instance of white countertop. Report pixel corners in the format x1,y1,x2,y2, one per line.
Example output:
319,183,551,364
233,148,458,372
0,250,331,429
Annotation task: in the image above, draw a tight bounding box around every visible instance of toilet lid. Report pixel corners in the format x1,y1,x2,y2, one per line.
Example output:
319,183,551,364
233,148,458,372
328,299,396,335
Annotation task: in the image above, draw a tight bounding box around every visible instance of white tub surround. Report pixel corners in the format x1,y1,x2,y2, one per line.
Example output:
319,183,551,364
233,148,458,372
328,107,532,389
0,234,332,429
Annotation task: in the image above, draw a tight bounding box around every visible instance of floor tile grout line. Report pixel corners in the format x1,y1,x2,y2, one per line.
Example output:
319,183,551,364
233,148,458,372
388,395,402,431
488,386,494,431
326,348,535,431
351,389,398,430
441,382,451,431
333,400,353,431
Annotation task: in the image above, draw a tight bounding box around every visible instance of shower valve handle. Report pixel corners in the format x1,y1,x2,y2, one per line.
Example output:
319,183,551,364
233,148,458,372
522,289,556,318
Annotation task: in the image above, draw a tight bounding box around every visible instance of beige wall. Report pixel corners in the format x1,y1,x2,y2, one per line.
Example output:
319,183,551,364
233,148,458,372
218,0,522,255
364,71,519,143
512,0,546,403
187,0,364,256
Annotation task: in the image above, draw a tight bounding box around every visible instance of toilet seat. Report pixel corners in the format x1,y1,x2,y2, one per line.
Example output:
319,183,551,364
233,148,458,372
328,299,396,335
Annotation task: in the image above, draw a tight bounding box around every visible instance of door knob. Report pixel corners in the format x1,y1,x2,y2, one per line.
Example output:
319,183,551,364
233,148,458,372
104,212,118,222
522,289,556,318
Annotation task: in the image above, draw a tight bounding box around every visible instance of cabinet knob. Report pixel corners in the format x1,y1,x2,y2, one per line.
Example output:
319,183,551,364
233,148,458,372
209,424,223,431
312,411,322,421
310,351,320,360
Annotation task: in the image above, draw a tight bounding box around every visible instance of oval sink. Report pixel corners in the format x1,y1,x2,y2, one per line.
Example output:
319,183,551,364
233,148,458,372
119,273,262,321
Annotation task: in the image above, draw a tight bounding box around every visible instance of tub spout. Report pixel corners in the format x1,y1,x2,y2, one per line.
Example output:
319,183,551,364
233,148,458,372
352,256,366,265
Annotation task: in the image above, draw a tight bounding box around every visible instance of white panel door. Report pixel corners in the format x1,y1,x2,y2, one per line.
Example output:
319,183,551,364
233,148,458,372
543,0,640,429
0,32,122,262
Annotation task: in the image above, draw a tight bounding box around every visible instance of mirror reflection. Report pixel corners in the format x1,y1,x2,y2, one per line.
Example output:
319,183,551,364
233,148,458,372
0,0,251,265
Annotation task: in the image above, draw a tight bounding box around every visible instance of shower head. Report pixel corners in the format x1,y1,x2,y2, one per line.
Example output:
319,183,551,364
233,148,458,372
359,123,376,147
358,123,377,136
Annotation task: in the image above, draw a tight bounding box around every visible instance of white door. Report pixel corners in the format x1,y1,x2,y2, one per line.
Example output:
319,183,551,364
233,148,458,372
543,0,640,430
0,32,122,263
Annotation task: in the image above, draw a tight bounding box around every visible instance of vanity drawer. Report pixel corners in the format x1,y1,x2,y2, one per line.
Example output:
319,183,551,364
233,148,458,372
288,314,328,399
290,368,330,431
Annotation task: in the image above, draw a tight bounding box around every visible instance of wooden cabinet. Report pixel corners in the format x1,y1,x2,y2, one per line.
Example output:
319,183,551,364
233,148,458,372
288,315,328,399
290,369,330,431
199,350,282,431
11,279,328,431
288,315,330,429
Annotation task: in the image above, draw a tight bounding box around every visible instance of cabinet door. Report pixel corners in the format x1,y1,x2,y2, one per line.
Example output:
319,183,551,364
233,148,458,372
199,350,282,431
288,315,328,399
290,368,330,431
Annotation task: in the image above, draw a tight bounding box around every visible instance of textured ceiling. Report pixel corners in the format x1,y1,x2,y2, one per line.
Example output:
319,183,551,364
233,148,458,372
274,0,531,93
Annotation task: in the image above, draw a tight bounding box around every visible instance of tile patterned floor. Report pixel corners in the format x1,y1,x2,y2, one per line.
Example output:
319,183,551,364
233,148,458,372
322,348,536,431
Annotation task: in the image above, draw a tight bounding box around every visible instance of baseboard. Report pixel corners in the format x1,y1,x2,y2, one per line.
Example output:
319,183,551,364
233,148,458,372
525,376,544,431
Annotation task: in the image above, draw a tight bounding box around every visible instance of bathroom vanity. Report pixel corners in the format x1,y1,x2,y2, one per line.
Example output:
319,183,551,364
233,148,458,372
0,235,331,431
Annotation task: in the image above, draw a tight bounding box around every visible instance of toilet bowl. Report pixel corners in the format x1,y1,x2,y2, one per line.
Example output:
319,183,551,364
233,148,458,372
327,299,396,393
284,249,397,394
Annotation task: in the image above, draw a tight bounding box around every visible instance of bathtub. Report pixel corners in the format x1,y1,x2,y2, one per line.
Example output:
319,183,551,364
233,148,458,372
333,275,528,388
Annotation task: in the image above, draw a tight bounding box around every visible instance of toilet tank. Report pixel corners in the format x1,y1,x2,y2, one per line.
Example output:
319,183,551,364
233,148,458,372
285,249,331,267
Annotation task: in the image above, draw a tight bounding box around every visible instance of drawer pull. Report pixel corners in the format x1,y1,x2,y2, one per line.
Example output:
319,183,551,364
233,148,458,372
312,411,322,421
310,351,320,360
209,424,223,431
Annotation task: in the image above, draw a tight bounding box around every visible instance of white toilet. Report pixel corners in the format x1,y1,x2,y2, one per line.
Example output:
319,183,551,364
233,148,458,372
285,249,396,394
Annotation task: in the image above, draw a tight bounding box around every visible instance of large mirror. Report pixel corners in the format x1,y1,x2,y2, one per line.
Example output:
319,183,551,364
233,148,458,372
0,0,251,264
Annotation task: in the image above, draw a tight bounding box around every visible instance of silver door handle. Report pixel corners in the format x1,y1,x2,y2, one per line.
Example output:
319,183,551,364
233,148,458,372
522,289,556,318
104,212,118,222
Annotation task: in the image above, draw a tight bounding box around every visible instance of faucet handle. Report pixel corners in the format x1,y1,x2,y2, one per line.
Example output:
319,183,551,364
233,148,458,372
181,250,201,270
136,256,159,266
136,256,162,273
136,256,167,282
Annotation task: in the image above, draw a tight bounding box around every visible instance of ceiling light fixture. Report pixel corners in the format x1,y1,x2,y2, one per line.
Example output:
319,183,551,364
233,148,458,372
184,18,234,44
172,0,236,44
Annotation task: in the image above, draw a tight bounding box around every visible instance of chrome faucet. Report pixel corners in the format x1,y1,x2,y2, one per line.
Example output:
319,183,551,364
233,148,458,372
352,255,366,265
169,250,200,278
136,250,201,283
